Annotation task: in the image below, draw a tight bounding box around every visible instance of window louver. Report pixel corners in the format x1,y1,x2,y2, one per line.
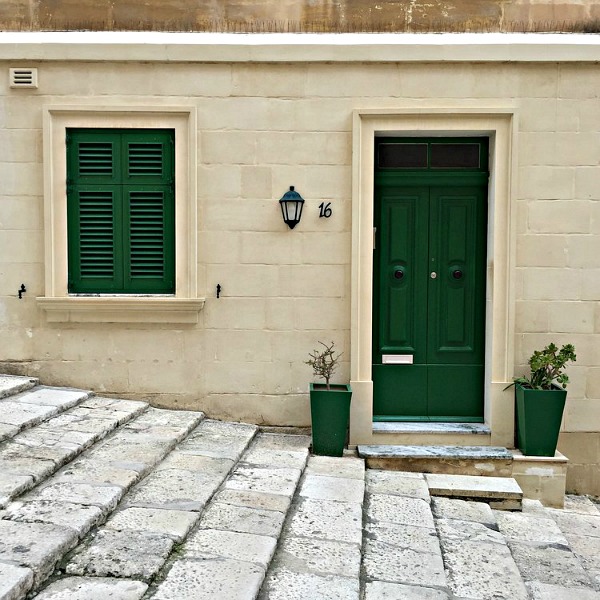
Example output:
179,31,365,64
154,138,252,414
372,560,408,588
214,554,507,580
129,191,166,278
78,191,115,278
128,143,164,176
78,143,113,176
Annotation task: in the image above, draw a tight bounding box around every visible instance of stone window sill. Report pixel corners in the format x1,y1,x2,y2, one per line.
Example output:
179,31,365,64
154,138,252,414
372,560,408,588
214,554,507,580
37,296,205,324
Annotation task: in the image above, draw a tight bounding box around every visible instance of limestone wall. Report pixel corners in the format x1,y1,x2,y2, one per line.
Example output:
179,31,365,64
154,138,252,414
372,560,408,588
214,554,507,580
0,34,598,492
1,0,599,31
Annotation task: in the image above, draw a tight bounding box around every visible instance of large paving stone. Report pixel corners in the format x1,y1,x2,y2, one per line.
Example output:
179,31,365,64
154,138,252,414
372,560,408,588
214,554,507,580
200,501,285,537
225,466,302,497
242,446,309,470
562,495,600,516
14,387,88,409
0,422,19,442
0,562,34,600
259,566,359,600
299,474,364,503
426,473,522,501
440,539,528,600
53,458,141,489
2,500,103,537
65,529,174,581
30,481,124,515
288,497,363,545
552,511,600,539
212,488,292,513
0,375,37,400
366,470,430,501
0,402,58,428
152,558,265,600
366,521,442,554
0,454,56,484
0,520,78,586
431,497,496,526
526,581,600,600
276,537,360,578
124,468,223,511
364,581,450,599
123,407,203,440
508,541,596,588
183,528,277,568
363,540,446,587
249,432,310,451
495,511,568,544
178,420,257,460
436,517,506,545
33,577,147,599
1,439,78,469
566,532,600,573
156,452,234,476
368,494,435,529
304,455,365,480
105,506,199,542
0,473,34,507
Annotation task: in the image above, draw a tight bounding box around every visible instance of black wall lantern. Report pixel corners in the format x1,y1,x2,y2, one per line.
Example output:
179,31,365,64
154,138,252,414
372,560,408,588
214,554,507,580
279,186,304,230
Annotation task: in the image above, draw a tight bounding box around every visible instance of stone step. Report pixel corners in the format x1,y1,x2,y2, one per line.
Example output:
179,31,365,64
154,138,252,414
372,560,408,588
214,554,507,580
358,444,514,477
0,384,93,443
371,421,492,446
0,396,150,508
426,473,524,510
0,404,209,599
0,374,38,400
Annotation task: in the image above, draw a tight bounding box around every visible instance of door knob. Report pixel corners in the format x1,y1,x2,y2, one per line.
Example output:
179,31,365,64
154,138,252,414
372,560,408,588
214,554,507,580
430,272,437,279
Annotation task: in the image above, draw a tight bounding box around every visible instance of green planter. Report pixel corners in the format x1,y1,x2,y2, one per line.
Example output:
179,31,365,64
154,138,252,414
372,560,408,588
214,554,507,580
309,383,352,457
515,383,567,456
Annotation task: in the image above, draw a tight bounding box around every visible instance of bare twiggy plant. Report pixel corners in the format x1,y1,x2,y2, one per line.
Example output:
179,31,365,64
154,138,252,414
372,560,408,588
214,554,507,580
306,341,342,391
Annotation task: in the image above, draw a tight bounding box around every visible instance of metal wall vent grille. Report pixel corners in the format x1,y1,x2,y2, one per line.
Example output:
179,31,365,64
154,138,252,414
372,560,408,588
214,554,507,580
9,68,38,88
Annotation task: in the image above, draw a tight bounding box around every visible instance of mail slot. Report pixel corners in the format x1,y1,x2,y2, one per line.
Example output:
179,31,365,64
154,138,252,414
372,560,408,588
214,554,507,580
382,354,414,365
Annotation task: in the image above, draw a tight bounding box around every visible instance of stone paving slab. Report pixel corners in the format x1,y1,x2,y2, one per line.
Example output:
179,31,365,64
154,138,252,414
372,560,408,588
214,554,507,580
508,540,596,589
436,517,506,546
0,562,34,600
298,473,364,503
225,466,302,497
65,529,174,581
2,500,103,537
33,576,148,600
366,470,430,500
213,488,292,513
14,388,89,409
0,422,20,442
495,510,569,544
259,567,359,600
0,375,38,400
0,473,34,508
526,581,600,600
288,497,363,545
366,521,442,554
105,506,199,542
431,497,496,526
368,493,435,529
0,520,78,587
183,527,277,568
364,581,450,599
275,536,361,578
152,558,265,600
28,481,124,515
303,455,365,480
200,501,285,537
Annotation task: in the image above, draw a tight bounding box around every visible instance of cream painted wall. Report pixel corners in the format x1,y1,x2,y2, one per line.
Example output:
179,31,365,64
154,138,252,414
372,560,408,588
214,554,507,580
0,39,598,489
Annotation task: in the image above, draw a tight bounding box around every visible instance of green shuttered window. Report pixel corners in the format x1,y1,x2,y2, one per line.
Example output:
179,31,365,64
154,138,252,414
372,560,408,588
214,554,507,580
67,129,175,294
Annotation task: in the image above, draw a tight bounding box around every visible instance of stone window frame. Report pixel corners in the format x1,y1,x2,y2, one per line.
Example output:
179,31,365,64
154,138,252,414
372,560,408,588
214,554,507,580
38,104,204,323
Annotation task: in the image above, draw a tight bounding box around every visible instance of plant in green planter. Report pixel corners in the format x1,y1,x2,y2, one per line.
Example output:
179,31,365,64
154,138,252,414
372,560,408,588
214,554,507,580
509,342,576,456
306,341,352,457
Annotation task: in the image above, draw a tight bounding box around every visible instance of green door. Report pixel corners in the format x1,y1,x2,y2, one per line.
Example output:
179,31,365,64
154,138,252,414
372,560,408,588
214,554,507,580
372,138,488,422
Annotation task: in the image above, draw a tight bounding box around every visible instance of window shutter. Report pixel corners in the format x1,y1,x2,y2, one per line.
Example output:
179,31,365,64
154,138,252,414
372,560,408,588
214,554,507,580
67,128,175,294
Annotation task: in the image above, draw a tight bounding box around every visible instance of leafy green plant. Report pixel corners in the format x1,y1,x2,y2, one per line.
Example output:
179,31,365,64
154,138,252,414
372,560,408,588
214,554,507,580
306,341,342,390
511,343,576,390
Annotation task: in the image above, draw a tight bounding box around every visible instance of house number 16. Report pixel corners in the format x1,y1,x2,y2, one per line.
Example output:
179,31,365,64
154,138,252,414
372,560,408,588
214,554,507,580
319,202,332,218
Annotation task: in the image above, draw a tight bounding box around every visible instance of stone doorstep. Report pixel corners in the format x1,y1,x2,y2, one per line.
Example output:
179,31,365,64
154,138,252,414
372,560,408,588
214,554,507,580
425,473,523,511
370,421,492,447
357,444,514,477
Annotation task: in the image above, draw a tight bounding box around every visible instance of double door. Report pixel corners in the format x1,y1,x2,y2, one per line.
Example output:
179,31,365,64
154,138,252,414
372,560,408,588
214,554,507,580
372,157,488,421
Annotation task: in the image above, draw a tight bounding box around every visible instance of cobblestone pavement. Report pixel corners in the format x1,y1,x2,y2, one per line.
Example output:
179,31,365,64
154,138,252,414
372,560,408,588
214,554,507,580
1,375,599,600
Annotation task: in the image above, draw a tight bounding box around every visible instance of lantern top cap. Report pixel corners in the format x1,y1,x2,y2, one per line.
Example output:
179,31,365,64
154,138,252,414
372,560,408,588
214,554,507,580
280,186,304,202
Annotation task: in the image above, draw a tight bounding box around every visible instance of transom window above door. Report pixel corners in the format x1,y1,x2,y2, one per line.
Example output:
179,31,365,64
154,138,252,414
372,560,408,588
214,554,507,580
376,138,488,171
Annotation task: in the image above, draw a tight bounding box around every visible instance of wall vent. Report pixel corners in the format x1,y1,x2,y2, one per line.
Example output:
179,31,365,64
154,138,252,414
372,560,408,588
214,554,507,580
9,68,38,89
